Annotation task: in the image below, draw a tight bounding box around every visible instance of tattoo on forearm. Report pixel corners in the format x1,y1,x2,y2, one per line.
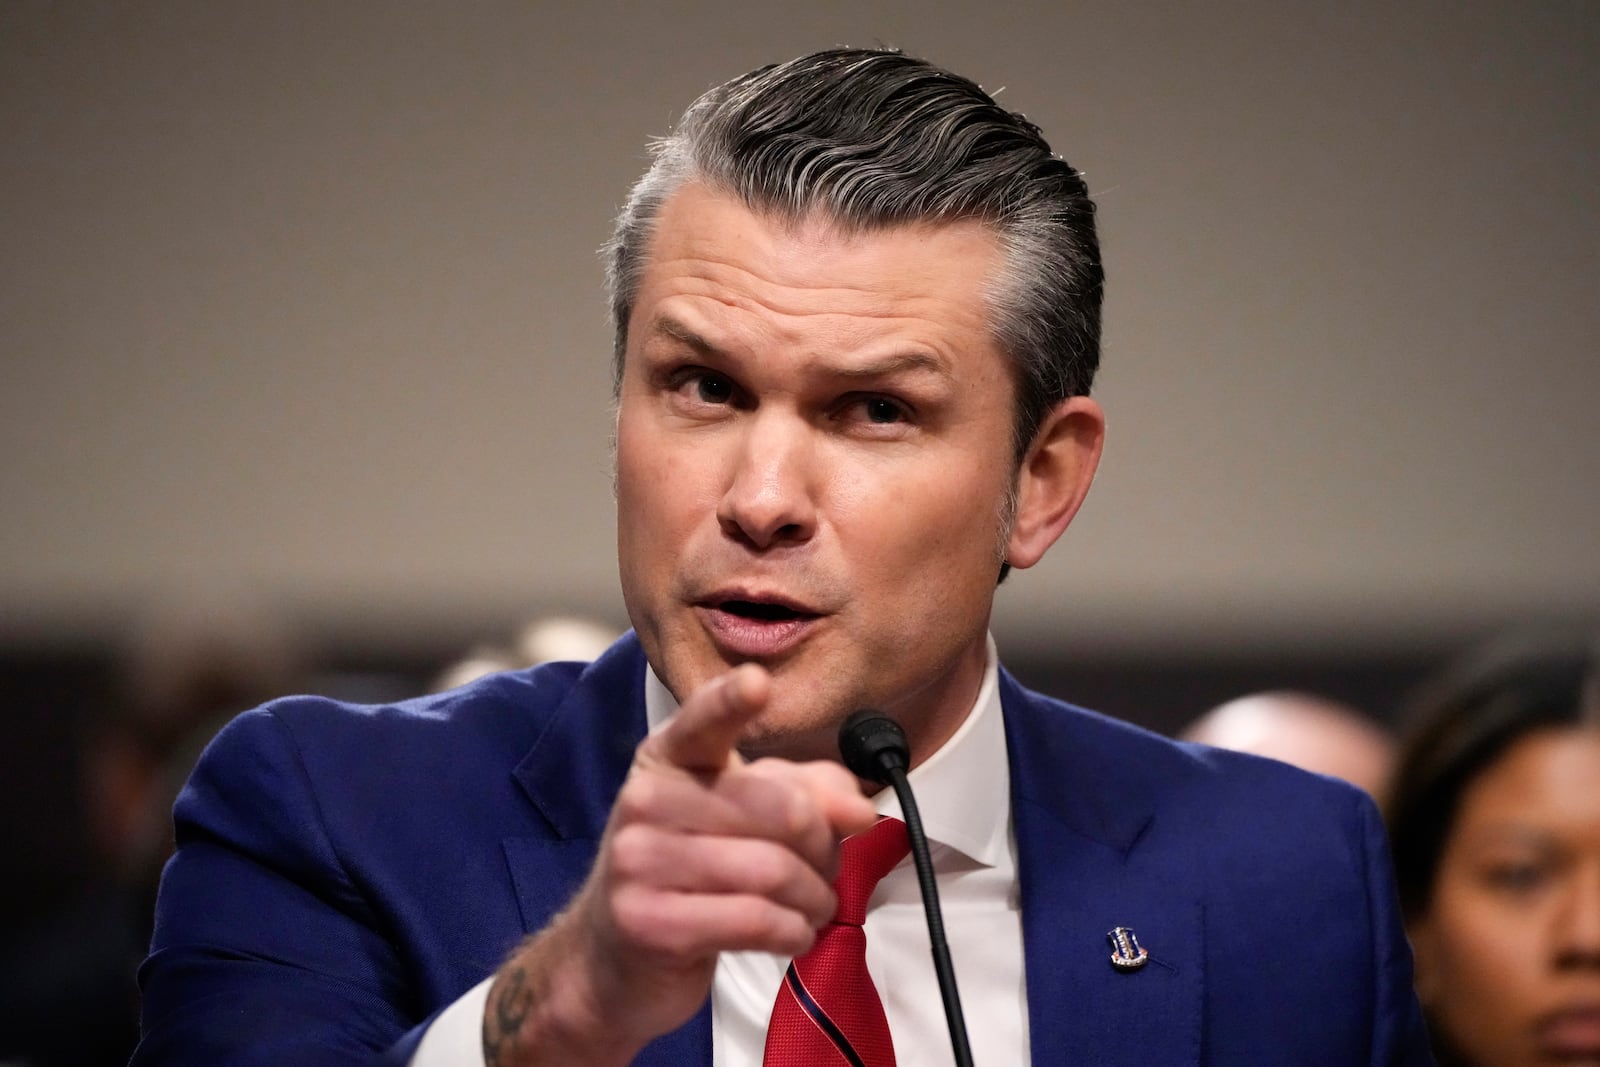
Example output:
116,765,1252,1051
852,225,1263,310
483,963,533,1067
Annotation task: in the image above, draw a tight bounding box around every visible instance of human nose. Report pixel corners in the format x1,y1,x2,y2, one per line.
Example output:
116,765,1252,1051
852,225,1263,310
1553,861,1600,969
716,412,816,550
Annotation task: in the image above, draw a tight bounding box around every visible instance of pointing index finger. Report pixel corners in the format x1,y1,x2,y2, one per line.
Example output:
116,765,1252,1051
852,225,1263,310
646,663,771,773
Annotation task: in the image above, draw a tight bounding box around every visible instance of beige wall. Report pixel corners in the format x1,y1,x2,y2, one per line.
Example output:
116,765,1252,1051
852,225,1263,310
3,2,1596,655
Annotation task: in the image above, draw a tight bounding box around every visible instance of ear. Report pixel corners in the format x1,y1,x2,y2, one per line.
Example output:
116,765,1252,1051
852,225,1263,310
1005,395,1105,570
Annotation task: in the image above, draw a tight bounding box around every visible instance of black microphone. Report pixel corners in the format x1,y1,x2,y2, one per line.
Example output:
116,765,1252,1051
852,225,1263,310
839,711,974,1067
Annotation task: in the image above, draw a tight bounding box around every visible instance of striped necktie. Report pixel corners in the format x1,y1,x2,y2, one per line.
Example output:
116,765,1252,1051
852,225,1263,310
762,816,911,1067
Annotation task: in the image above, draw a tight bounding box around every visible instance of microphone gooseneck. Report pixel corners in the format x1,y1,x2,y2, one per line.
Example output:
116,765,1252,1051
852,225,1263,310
838,711,975,1067
838,711,909,783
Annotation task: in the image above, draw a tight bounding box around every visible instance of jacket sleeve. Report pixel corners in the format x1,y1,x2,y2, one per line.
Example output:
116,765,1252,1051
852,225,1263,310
131,706,438,1067
1356,794,1436,1066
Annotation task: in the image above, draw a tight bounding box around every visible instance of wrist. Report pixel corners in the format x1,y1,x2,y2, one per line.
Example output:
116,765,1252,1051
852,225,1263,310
481,918,640,1067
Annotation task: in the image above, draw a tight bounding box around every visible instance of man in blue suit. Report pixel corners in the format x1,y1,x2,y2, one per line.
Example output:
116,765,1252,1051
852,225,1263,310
134,49,1433,1065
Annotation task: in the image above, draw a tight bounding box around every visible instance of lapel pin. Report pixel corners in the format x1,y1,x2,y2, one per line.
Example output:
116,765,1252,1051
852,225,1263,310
1107,926,1149,971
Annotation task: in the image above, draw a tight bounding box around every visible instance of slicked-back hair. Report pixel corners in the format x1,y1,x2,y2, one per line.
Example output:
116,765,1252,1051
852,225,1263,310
604,47,1103,464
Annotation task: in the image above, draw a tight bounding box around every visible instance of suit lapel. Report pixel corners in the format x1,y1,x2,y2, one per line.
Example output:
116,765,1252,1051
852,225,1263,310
510,636,650,841
502,639,645,933
1003,673,1204,1066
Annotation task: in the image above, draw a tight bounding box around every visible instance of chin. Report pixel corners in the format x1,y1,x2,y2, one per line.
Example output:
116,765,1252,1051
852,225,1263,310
737,703,846,763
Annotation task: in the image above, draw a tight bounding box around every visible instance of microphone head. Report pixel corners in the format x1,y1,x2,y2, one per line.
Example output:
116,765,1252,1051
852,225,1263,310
839,710,910,784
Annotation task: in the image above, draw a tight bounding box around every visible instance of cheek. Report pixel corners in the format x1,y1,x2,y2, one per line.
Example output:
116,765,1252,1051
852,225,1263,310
843,448,1006,531
846,485,1010,641
617,426,696,536
1420,891,1543,1049
615,429,685,587
841,471,1000,577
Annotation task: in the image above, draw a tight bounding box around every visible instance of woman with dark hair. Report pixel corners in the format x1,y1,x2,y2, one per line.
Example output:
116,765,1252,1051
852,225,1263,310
1387,634,1600,1066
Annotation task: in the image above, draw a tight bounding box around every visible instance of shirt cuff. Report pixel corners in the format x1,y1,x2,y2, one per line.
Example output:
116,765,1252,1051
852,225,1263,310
409,976,493,1067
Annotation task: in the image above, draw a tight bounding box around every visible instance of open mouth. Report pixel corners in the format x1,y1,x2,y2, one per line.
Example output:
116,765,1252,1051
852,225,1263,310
698,596,820,657
718,599,815,622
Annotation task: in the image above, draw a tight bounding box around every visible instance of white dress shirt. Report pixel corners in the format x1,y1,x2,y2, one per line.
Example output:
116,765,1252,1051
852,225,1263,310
412,635,1027,1066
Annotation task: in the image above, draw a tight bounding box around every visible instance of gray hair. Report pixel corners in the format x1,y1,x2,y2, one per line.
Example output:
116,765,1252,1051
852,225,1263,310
603,47,1103,463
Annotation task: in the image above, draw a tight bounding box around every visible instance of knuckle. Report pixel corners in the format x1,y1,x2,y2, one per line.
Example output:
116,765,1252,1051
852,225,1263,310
745,765,821,840
609,885,660,944
810,887,839,927
745,844,799,896
606,823,658,881
753,906,815,957
781,786,819,838
634,905,701,958
612,775,660,824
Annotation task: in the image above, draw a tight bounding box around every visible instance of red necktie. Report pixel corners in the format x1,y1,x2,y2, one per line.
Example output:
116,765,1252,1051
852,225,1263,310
762,816,911,1067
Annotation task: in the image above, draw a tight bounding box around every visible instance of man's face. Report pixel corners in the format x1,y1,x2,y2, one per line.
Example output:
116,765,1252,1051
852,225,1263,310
615,183,1086,762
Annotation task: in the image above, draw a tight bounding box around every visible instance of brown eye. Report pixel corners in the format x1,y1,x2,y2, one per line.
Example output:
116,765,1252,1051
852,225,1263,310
695,373,734,404
1484,861,1548,894
864,397,906,424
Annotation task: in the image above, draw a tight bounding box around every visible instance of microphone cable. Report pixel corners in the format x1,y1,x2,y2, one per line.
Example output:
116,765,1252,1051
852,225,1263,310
839,710,975,1067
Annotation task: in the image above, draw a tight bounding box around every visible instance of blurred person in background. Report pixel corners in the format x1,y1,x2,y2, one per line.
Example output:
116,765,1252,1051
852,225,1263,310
1386,633,1600,1067
431,616,621,693
0,591,304,1067
1181,690,1396,800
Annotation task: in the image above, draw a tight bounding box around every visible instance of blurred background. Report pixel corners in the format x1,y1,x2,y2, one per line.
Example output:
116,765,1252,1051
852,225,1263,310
0,1,1595,1060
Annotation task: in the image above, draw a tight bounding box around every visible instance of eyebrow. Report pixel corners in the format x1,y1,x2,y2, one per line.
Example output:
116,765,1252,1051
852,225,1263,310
829,351,949,381
653,316,717,355
1462,824,1561,850
649,315,950,380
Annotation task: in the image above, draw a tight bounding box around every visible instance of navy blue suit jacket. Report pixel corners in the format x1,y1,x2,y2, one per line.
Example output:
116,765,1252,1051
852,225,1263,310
134,634,1433,1064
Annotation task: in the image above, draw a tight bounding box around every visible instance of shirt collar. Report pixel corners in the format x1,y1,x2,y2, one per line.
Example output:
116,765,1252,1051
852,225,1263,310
642,634,1009,869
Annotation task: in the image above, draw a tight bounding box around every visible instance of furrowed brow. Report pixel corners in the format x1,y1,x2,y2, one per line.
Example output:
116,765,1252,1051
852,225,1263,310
650,315,949,383
829,352,949,381
652,316,718,356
